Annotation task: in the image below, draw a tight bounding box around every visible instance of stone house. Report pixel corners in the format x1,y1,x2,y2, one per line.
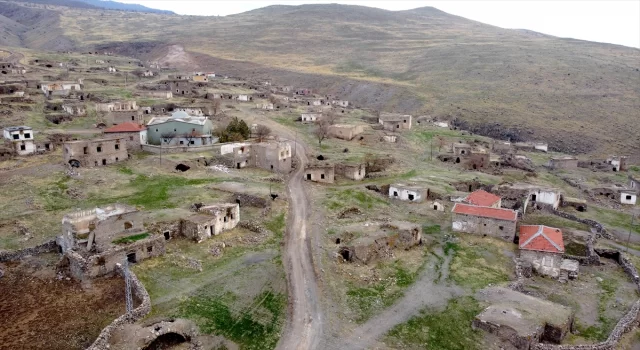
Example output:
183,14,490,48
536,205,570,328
606,156,628,172
463,190,501,208
58,204,143,253
170,80,192,95
107,110,145,125
379,114,412,130
58,204,165,279
301,113,322,123
335,163,366,180
548,156,578,169
249,141,293,173
40,81,83,97
143,70,154,77
514,141,549,152
473,287,574,349
382,135,397,143
339,222,422,264
3,126,36,155
257,103,274,110
528,187,562,210
332,100,349,108
328,124,364,141
620,191,637,205
63,137,128,167
95,101,138,113
630,176,640,191
192,75,208,83
237,94,252,102
519,225,565,278
175,106,207,116
451,203,518,241
491,141,512,154
103,122,148,150
62,103,86,116
147,111,214,146
389,184,427,203
452,142,473,156
295,88,312,96
465,151,490,170
182,203,240,242
305,163,335,183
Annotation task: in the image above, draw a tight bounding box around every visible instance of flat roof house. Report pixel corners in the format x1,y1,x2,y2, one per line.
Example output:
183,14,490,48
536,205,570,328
305,163,335,184
147,111,214,146
451,203,518,241
64,137,128,168
328,124,364,141
3,126,36,156
389,184,427,203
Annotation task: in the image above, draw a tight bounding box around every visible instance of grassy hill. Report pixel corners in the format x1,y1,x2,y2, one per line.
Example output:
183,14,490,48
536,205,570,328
1,1,639,158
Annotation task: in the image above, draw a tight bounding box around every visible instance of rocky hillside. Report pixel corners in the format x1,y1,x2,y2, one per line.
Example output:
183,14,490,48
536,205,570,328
1,1,639,157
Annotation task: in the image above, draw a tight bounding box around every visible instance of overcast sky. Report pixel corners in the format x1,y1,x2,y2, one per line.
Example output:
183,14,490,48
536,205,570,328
117,1,640,48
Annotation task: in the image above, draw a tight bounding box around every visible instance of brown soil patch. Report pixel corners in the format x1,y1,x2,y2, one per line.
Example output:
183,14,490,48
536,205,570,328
0,255,127,350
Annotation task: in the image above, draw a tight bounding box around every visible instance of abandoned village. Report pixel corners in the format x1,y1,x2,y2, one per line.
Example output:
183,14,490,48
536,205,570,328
0,2,639,350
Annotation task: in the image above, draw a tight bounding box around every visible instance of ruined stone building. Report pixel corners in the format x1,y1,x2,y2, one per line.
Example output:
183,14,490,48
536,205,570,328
62,103,86,116
335,163,366,181
473,287,574,350
463,190,502,208
491,141,512,154
3,126,36,155
63,137,128,167
514,141,548,152
40,80,82,97
182,203,240,243
57,204,165,280
332,100,349,108
95,100,138,113
466,151,490,170
630,175,640,191
328,124,365,141
339,222,422,264
451,203,518,241
301,113,322,123
620,191,637,205
548,156,578,169
606,156,628,172
389,184,427,203
452,142,473,156
175,106,207,117
519,225,565,278
379,114,412,130
147,111,214,146
139,90,173,99
103,122,148,150
305,163,335,183
528,187,562,210
257,103,274,110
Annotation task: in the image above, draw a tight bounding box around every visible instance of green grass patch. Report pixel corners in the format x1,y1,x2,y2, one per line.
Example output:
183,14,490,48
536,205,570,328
112,233,149,244
385,297,483,350
346,260,421,323
178,291,286,350
91,175,224,210
521,213,590,232
423,224,441,235
448,239,511,291
117,166,134,175
329,188,389,210
577,276,619,341
265,212,285,240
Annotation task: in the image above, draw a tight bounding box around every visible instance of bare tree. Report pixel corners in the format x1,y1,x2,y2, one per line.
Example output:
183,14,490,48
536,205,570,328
255,124,272,143
268,94,279,105
183,130,202,147
314,121,330,146
324,111,340,126
160,131,177,145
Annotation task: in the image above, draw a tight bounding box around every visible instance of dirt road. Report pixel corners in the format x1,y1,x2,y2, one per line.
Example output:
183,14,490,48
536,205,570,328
275,137,324,350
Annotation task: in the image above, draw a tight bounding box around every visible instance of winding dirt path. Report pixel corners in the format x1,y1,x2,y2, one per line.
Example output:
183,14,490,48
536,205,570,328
265,124,323,350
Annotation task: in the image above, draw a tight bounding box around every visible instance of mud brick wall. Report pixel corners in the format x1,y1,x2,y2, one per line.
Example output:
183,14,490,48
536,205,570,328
0,240,57,262
86,264,151,350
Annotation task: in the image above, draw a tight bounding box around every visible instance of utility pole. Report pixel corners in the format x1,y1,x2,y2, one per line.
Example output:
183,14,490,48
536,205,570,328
430,138,433,161
627,213,636,253
123,259,133,313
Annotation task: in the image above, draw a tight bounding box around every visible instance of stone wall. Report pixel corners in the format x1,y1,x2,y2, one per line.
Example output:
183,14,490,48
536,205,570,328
86,264,151,350
551,209,613,240
533,249,640,350
0,240,58,262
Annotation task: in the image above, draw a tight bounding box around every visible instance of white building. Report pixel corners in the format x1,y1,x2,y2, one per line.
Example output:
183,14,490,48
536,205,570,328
389,184,427,203
621,192,637,205
220,142,251,155
434,121,449,128
529,188,562,210
301,113,322,123
237,95,250,102
332,100,349,108
534,143,549,152
3,126,36,155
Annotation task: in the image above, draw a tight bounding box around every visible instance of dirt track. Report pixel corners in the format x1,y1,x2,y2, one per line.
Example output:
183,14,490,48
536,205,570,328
274,128,324,350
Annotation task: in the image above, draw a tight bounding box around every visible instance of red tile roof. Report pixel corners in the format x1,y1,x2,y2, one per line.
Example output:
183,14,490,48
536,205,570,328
452,203,517,221
104,122,146,133
464,190,501,207
519,225,564,253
